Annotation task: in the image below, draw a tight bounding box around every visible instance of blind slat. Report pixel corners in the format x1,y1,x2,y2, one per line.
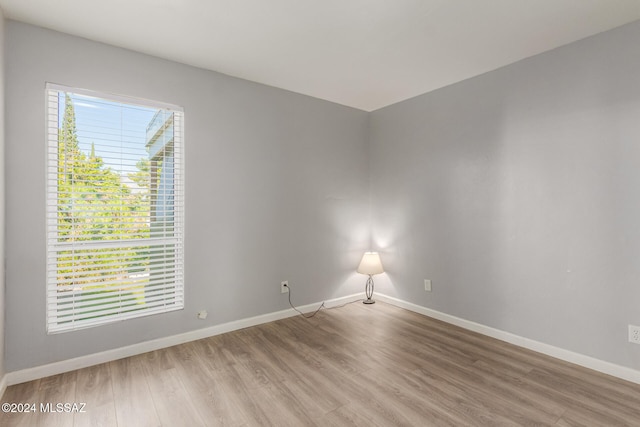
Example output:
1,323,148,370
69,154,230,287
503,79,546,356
47,287,184,310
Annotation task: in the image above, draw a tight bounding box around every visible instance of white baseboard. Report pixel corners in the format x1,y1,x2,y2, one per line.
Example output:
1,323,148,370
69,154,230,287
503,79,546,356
5,293,362,386
376,293,640,385
6,292,639,387
0,373,7,399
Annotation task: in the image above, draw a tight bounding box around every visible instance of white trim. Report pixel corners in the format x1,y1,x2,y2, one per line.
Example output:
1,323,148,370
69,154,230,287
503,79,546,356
0,373,7,399
375,293,640,385
5,293,362,386
45,82,183,111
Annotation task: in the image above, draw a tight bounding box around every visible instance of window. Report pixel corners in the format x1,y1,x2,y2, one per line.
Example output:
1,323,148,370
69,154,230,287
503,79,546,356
46,83,184,333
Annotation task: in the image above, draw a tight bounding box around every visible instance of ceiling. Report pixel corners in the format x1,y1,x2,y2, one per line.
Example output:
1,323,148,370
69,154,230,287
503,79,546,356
1,0,639,111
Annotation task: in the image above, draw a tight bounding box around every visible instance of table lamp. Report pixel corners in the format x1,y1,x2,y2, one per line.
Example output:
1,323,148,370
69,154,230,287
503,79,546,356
357,252,384,304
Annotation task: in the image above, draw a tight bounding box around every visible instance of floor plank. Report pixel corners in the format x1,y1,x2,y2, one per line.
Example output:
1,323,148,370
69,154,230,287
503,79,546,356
110,355,160,427
73,363,117,427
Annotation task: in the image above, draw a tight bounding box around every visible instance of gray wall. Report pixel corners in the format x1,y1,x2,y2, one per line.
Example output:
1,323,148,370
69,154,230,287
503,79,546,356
4,21,369,371
0,8,5,380
370,21,640,370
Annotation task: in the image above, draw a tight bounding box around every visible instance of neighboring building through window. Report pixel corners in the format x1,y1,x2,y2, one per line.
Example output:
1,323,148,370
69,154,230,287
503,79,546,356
45,84,184,333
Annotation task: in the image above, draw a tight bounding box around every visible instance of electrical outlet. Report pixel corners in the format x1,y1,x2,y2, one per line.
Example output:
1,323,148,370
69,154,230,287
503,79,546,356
629,325,640,344
281,280,289,294
424,279,432,292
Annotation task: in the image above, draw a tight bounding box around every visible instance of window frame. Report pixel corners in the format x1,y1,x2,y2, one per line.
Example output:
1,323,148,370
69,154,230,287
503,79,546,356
45,83,185,334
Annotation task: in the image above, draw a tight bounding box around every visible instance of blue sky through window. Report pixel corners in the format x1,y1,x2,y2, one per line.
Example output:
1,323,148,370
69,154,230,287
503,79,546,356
58,92,158,190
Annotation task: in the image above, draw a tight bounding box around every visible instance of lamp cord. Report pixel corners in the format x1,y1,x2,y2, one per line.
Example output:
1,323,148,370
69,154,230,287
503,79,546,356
287,285,325,318
285,284,365,319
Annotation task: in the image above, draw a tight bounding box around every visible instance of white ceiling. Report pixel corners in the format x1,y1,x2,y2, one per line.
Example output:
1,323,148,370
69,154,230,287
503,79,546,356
1,0,639,111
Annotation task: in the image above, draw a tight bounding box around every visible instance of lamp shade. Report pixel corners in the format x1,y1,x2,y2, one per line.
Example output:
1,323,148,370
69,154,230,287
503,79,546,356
357,252,384,275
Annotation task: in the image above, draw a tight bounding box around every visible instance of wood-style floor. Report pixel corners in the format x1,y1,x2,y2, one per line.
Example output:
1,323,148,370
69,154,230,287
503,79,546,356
2,301,640,426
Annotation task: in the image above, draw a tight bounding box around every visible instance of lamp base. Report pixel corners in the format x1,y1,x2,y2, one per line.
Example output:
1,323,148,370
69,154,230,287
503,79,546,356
363,298,375,304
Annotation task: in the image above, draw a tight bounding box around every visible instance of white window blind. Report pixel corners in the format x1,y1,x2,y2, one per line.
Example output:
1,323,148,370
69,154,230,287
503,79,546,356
46,84,184,333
